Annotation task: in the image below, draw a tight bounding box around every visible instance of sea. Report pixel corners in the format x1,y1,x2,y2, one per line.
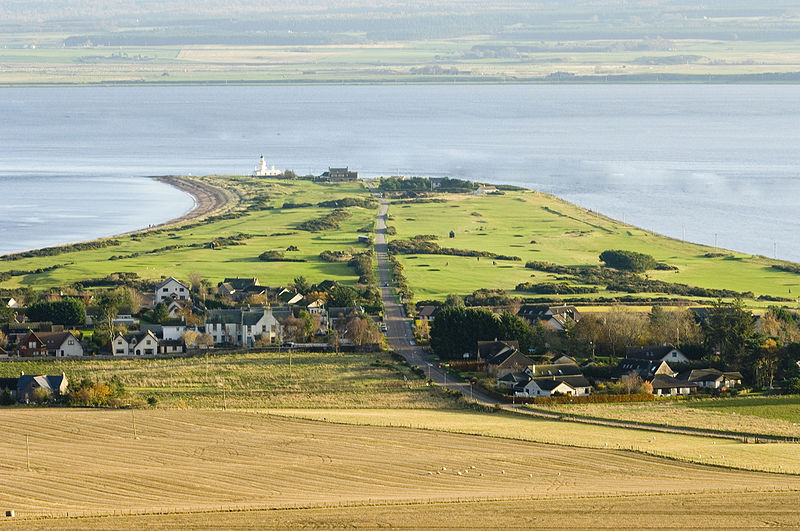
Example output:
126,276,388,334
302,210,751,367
1,84,799,260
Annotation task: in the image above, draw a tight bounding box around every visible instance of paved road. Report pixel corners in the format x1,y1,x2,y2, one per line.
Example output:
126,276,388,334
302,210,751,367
372,190,498,405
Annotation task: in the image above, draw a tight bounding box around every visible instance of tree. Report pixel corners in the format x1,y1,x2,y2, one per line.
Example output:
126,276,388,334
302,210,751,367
283,310,315,343
599,249,657,272
153,302,171,324
344,313,382,346
26,299,86,326
293,276,311,295
755,339,779,388
703,299,758,370
327,284,358,308
430,307,503,359
443,294,465,308
498,311,533,354
196,333,214,349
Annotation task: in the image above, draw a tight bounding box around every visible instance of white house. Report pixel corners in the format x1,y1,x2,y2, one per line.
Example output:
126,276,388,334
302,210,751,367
5,297,20,309
167,299,191,318
38,332,83,357
205,307,285,346
515,375,592,397
154,277,191,305
626,345,689,364
130,330,160,356
162,324,188,341
474,185,498,195
111,333,131,356
650,374,696,396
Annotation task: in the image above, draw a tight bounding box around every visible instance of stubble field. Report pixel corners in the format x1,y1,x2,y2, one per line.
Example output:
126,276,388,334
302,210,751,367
1,409,798,527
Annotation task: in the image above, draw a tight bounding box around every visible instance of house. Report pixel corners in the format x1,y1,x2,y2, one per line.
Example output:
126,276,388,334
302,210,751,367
305,298,326,316
683,368,743,389
218,277,262,299
319,167,358,182
515,375,592,397
277,289,304,305
476,340,520,361
159,339,186,354
549,355,578,366
38,331,83,357
417,305,440,322
496,371,532,390
315,280,337,292
530,363,583,378
5,322,63,344
485,348,534,378
626,345,689,364
517,304,582,331
111,333,131,356
154,277,191,304
474,185,498,195
5,297,20,309
16,372,69,403
129,330,160,356
16,331,47,357
614,359,675,380
649,374,697,397
253,155,282,177
166,299,192,319
113,308,139,326
205,307,284,346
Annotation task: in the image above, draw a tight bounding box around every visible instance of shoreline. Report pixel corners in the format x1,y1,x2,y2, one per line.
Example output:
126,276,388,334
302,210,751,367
0,175,232,259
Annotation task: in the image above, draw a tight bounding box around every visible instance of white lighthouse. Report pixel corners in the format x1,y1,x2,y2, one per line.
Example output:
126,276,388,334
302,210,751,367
253,155,281,177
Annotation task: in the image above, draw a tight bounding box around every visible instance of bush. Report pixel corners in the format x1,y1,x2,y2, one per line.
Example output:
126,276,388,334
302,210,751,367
1,388,15,405
515,282,596,294
599,250,657,272
258,250,306,262
147,396,159,407
528,393,655,404
389,235,520,261
297,209,352,232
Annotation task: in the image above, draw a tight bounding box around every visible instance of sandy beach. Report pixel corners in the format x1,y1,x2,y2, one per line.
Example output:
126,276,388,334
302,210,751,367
150,176,232,228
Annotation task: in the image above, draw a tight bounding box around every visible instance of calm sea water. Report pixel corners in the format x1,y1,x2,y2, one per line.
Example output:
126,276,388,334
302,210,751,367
1,85,799,259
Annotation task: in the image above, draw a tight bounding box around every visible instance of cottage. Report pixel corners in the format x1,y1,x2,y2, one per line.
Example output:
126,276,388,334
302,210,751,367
159,339,186,354
167,299,192,319
684,368,743,390
517,304,582,332
530,363,583,378
625,345,689,364
154,277,191,304
473,185,498,195
476,340,520,361
16,372,69,403
416,305,440,322
614,359,675,380
4,297,20,309
38,331,83,357
649,374,697,397
111,333,131,356
205,307,284,346
129,330,160,356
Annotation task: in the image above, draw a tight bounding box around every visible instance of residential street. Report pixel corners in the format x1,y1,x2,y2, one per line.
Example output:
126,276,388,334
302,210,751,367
371,190,498,405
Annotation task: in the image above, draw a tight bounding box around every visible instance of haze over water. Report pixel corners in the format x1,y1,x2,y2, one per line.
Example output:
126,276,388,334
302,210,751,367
1,85,798,260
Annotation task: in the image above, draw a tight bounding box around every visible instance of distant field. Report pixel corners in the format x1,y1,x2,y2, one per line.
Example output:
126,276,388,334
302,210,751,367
0,350,452,409
273,408,800,474
0,176,375,290
1,409,799,523
531,397,800,438
689,396,800,424
388,190,800,303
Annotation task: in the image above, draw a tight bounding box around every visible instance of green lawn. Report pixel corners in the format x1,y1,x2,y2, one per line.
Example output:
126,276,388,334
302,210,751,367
388,190,800,303
0,176,376,290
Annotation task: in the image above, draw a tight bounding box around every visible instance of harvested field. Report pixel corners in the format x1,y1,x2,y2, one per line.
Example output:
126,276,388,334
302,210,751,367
273,409,800,474
1,409,799,522
9,492,800,529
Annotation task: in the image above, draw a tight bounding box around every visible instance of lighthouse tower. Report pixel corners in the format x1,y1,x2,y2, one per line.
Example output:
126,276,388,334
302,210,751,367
253,155,281,177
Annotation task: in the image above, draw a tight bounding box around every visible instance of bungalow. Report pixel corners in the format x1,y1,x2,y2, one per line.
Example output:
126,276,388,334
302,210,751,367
217,277,261,299
205,307,284,346
486,348,534,378
38,331,84,357
154,277,191,304
305,298,326,316
517,304,582,332
159,339,186,354
476,340,520,361
417,305,440,322
684,368,743,390
614,359,675,380
5,297,20,309
649,374,697,397
516,375,592,397
530,363,583,378
277,289,304,306
625,345,689,364
16,372,69,403
16,331,47,357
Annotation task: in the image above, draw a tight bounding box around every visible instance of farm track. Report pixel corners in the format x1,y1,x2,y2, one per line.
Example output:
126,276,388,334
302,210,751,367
1,409,799,522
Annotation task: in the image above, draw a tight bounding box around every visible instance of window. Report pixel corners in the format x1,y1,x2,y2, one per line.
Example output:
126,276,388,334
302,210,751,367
163,288,168,292
68,339,74,345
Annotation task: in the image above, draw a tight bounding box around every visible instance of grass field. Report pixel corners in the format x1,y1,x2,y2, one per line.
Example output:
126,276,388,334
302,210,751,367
1,409,799,523
0,350,454,409
0,176,376,290
388,190,800,303
531,397,800,439
272,409,800,475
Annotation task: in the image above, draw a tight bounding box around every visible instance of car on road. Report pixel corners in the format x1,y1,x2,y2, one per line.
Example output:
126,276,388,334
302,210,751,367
383,282,389,287
380,324,388,333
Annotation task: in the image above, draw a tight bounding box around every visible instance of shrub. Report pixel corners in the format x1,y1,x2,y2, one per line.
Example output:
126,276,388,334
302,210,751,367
147,396,159,407
389,235,520,261
515,282,596,294
528,393,655,404
258,250,306,262
1,388,15,405
297,209,352,232
599,250,657,272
